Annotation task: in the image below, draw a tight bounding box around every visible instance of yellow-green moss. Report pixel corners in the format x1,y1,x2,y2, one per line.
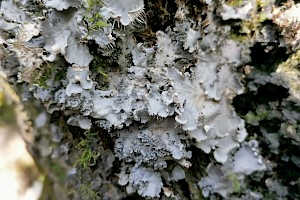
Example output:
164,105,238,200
90,56,109,78
256,0,268,7
258,13,267,23
229,33,249,43
225,0,244,7
90,56,110,89
226,172,241,193
228,0,271,43
245,110,270,124
85,0,107,32
33,66,52,88
87,13,107,31
32,61,67,88
74,131,100,169
79,183,99,199
276,50,300,99
75,148,100,169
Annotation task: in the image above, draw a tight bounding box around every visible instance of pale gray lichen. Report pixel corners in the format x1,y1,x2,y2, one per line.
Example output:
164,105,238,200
199,163,234,198
41,9,93,66
5,20,44,83
0,0,27,26
184,27,200,53
90,58,175,129
100,0,145,26
114,118,191,167
8,0,255,195
230,141,266,175
220,2,253,21
66,65,93,96
155,31,179,68
196,99,248,163
172,20,200,55
273,3,300,51
199,139,266,198
3,0,297,199
44,0,82,11
33,87,53,102
87,26,115,49
170,165,185,181
131,43,155,68
91,88,130,129
167,59,247,163
265,178,288,198
128,165,163,198
67,115,91,129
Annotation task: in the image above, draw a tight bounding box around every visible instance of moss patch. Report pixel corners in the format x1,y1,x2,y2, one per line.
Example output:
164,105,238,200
74,131,100,169
84,0,107,32
225,0,244,7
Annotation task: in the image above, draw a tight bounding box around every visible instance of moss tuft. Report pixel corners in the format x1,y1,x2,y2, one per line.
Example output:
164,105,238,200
226,172,241,193
84,0,107,32
74,131,100,169
225,0,244,7
79,183,100,199
89,55,110,89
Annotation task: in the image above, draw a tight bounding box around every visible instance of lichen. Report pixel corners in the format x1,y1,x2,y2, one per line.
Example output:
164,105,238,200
100,0,145,26
1,0,300,199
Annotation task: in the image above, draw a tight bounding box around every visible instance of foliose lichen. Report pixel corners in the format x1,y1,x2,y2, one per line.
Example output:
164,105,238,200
1,0,299,199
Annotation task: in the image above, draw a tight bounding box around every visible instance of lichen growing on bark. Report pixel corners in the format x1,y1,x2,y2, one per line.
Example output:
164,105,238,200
0,0,300,199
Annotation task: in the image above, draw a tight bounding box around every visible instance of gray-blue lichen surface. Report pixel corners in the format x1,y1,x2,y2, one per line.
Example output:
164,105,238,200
1,0,300,199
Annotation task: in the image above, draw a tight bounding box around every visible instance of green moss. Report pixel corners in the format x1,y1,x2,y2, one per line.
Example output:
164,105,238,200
230,33,249,43
74,131,100,169
54,68,66,83
256,0,268,7
91,57,109,78
75,148,100,169
229,0,271,42
50,163,66,183
84,0,107,32
33,66,52,88
276,50,300,96
87,0,102,8
90,56,110,89
87,13,107,31
33,62,67,88
245,110,270,124
79,183,99,199
225,0,244,7
258,13,267,23
226,172,241,193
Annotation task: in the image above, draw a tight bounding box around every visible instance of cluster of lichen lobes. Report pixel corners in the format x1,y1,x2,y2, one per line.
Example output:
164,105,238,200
1,0,300,199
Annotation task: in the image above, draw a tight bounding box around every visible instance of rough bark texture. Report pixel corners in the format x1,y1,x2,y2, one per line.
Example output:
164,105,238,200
1,0,300,199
